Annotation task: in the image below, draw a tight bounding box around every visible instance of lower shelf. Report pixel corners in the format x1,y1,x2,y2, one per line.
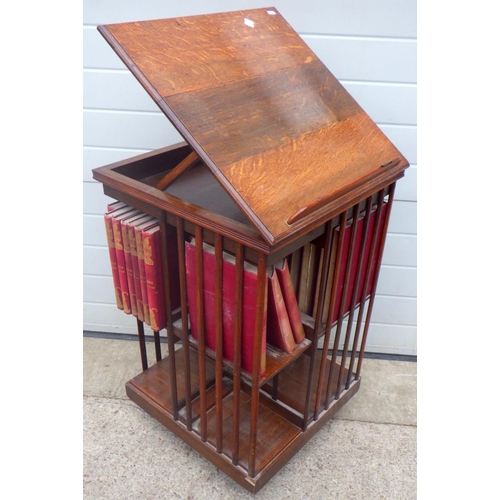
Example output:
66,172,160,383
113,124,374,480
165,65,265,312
126,345,360,494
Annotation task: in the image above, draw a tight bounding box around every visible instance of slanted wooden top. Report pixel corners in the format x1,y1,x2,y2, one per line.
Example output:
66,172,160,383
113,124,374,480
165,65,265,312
98,7,408,245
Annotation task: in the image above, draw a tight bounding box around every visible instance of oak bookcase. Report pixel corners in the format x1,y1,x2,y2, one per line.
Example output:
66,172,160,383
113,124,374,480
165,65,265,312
92,8,409,494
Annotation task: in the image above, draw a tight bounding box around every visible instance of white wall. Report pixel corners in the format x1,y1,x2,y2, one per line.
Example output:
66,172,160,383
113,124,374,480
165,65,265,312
83,1,417,355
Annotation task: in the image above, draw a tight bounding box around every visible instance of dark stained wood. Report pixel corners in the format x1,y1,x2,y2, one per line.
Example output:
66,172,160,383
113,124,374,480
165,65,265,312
334,204,361,399
214,234,224,452
128,346,216,416
136,318,148,371
195,226,207,441
346,196,374,387
178,331,311,388
232,243,244,465
199,391,301,476
356,184,396,379
160,214,178,419
176,217,193,429
262,352,351,418
153,330,162,362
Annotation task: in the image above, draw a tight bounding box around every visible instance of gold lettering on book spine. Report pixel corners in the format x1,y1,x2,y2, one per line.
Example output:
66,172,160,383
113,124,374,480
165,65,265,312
122,291,131,314
150,308,159,331
113,222,123,251
105,221,115,248
136,233,144,259
144,236,154,265
122,226,130,252
115,288,123,309
129,228,137,257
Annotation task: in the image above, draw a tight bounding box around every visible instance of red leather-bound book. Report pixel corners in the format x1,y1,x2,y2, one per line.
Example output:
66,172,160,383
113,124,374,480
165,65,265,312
329,202,388,324
123,214,155,321
275,258,306,343
185,240,267,376
121,212,151,318
135,219,158,326
109,206,140,314
267,267,296,352
142,224,164,332
103,210,124,310
142,223,181,331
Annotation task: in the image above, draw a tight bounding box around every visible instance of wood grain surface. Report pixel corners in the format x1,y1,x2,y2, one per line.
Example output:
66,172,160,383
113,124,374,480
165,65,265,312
99,7,408,244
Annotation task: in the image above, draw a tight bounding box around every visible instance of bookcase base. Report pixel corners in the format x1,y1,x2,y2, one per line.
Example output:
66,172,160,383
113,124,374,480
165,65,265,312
125,347,361,494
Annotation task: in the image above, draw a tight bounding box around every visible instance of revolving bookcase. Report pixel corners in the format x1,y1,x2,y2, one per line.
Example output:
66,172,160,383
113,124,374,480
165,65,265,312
92,8,409,494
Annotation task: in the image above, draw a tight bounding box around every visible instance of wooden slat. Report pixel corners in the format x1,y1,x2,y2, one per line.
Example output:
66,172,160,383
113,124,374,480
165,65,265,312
346,196,374,386
176,217,193,430
160,213,177,419
356,184,396,379
334,204,361,399
195,225,207,441
155,151,199,190
153,330,162,362
136,318,148,371
248,253,267,478
325,209,357,406
232,243,244,465
303,220,334,427
214,233,224,453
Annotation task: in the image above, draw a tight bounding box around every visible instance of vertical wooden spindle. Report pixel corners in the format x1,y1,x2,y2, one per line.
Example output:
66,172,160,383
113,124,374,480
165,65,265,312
312,220,337,420
347,196,374,387
214,233,224,453
195,225,207,441
316,212,348,415
176,217,192,430
356,184,395,379
326,204,361,405
248,253,267,478
232,243,244,465
136,318,148,371
302,220,333,425
335,202,370,398
153,330,162,362
160,213,178,420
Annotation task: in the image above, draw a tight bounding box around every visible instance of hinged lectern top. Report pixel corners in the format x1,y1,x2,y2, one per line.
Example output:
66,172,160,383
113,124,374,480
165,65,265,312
98,7,408,245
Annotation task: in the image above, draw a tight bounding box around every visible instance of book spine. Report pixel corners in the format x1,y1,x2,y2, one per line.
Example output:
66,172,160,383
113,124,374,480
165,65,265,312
136,225,151,325
329,203,388,324
122,221,138,317
267,269,296,353
103,214,123,310
128,222,144,322
276,259,305,343
185,241,267,376
112,217,132,314
143,229,165,332
185,241,214,348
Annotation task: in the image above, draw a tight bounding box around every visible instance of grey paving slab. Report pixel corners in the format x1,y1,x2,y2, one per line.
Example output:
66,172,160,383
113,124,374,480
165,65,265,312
83,396,416,500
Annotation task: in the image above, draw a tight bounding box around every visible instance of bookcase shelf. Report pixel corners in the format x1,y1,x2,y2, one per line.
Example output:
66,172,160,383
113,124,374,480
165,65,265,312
171,318,312,388
92,8,409,495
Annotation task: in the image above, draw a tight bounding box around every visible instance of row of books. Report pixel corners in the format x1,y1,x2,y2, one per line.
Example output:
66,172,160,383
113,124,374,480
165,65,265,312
293,202,387,325
185,239,306,376
104,202,306,376
104,201,180,332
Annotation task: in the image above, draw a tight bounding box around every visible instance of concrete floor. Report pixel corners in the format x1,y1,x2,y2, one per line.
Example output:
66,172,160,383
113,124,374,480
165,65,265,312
83,337,416,499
